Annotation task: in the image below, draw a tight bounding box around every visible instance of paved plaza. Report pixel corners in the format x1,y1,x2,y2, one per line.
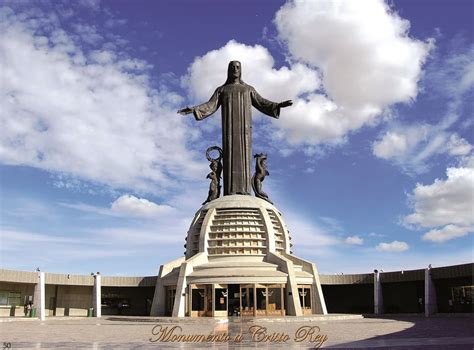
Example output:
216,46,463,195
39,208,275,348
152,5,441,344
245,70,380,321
1,314,473,349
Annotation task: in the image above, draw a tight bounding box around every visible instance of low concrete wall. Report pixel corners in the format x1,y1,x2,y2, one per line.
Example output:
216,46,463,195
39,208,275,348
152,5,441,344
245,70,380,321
55,285,93,316
0,270,36,284
1,263,472,317
102,276,157,287
45,273,94,286
0,306,25,317
320,273,373,285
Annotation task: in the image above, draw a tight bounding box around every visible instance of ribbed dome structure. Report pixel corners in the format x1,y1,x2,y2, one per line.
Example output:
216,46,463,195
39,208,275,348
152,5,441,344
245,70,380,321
185,195,292,259
151,195,327,318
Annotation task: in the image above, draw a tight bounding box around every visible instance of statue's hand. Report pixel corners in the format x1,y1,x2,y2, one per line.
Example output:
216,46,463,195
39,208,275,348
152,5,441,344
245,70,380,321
279,100,293,108
177,107,193,115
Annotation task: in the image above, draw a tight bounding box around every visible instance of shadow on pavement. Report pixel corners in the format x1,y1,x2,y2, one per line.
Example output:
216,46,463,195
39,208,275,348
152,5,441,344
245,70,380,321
325,314,474,349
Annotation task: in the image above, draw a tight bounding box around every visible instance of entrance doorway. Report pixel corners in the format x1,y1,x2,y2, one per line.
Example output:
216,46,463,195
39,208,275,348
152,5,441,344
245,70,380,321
190,284,212,317
214,285,227,317
228,284,240,316
189,283,285,317
298,285,312,315
240,285,255,317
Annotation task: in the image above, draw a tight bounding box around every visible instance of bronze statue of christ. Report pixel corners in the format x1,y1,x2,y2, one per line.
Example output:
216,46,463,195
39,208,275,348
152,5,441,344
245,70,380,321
178,61,292,196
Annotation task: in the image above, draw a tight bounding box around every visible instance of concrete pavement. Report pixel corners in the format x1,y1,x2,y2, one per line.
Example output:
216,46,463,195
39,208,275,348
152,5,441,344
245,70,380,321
1,314,473,349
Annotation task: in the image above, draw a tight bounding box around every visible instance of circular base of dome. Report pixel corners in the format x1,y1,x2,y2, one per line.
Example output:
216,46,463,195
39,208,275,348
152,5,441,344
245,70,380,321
202,194,281,213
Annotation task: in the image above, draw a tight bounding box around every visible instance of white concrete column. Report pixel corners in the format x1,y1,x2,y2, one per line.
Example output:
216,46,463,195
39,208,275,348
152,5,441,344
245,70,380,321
425,266,437,317
172,253,207,317
150,257,185,316
198,209,215,253
266,252,302,316
93,273,101,318
173,263,189,317
374,270,383,315
260,209,276,253
311,263,328,315
33,271,45,320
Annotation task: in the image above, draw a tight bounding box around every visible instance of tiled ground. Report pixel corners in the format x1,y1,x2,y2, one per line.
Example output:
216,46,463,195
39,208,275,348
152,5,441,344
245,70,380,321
1,314,473,349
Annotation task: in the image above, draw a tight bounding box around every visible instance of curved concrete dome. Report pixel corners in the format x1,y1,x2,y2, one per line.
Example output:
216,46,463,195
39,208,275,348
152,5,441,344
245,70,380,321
185,195,293,259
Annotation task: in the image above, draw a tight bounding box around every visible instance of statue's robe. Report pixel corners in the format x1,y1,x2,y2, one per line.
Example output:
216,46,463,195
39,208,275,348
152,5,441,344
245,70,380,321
193,82,280,195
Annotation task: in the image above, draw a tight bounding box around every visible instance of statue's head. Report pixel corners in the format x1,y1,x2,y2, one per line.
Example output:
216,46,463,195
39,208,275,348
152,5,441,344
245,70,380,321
226,60,242,84
254,153,268,166
254,153,267,159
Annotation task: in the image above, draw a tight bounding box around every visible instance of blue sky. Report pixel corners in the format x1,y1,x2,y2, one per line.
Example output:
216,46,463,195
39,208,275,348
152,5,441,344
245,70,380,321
0,0,472,276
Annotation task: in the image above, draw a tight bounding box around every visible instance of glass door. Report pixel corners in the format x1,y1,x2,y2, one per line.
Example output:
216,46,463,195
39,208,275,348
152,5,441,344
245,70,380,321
298,286,312,315
191,285,206,317
240,285,254,317
214,284,228,317
256,287,267,316
267,285,285,316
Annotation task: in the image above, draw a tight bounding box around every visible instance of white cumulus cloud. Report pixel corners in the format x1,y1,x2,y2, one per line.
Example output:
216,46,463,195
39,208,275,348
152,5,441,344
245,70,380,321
110,195,174,218
373,121,472,174
273,0,432,145
422,225,472,243
376,240,409,252
373,43,474,174
404,166,474,228
0,7,203,194
345,235,364,245
447,134,473,156
404,161,474,243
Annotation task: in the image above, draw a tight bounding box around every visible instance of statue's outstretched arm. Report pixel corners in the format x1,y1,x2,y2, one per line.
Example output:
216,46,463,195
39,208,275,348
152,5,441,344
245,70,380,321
251,88,292,118
177,88,220,121
278,100,293,108
177,107,193,115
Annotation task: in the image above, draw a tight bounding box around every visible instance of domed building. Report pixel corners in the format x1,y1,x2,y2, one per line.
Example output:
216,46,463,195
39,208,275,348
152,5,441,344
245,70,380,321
150,195,327,317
